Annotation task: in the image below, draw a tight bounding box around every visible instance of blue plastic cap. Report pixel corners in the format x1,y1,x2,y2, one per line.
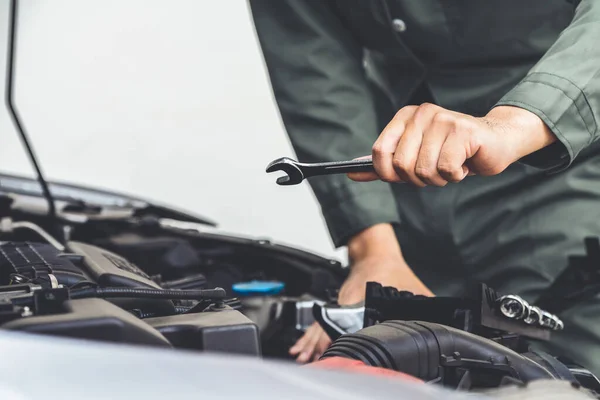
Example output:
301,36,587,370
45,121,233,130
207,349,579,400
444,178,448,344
232,280,285,296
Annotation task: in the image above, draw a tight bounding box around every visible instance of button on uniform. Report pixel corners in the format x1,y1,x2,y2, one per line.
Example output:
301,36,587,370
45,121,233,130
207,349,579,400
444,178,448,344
392,18,407,33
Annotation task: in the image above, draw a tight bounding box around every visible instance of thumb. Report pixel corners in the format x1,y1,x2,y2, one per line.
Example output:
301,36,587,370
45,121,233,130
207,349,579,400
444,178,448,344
348,155,379,182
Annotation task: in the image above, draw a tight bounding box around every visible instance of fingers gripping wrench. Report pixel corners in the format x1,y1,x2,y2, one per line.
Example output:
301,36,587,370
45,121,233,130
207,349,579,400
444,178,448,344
266,157,374,186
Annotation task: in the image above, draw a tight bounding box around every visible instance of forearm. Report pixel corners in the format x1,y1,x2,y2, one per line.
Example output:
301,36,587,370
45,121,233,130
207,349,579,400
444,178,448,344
495,0,600,171
347,223,402,262
347,223,434,296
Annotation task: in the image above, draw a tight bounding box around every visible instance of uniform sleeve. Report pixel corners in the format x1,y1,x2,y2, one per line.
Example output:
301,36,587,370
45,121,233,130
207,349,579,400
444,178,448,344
495,0,600,171
249,0,400,247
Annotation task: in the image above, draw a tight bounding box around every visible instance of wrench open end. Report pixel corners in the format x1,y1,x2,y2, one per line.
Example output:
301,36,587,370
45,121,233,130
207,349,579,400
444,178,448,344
265,157,305,186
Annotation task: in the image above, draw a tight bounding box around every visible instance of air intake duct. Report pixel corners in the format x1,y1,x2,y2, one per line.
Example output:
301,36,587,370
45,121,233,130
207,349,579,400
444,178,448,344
321,320,556,383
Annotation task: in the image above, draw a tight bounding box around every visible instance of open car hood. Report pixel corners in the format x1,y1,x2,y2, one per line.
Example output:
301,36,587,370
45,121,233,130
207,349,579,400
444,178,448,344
0,171,217,226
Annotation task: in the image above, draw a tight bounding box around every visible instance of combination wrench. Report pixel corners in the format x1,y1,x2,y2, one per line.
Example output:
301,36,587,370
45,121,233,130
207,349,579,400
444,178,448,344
266,157,374,186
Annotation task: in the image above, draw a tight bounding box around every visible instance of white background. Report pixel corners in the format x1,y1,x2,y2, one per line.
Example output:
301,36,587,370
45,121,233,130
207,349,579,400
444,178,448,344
0,0,344,260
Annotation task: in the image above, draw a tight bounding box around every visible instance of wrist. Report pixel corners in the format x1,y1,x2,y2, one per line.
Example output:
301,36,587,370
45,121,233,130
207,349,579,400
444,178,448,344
486,106,557,161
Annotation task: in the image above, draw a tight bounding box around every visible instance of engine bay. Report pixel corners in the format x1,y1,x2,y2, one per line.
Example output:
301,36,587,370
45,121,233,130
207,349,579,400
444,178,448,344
3,1,600,398
0,172,347,360
1,172,600,398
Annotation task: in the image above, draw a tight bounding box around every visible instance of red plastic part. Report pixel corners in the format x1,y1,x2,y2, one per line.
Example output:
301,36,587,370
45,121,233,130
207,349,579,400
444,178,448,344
309,357,423,383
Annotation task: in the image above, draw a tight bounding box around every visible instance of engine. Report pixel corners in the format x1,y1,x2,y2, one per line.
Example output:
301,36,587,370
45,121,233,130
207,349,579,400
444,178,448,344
0,234,344,357
0,173,347,359
0,240,262,354
1,173,600,398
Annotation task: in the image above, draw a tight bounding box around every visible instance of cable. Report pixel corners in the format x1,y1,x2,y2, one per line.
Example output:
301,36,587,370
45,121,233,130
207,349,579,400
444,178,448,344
69,287,227,301
222,297,242,310
11,287,226,306
135,306,194,319
68,280,99,290
5,0,59,234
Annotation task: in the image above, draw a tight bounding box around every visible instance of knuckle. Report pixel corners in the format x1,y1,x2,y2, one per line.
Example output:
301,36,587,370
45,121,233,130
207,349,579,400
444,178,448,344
415,166,433,180
392,157,409,173
418,102,436,113
438,164,462,182
372,142,384,156
395,105,417,118
437,163,453,175
432,112,454,125
413,103,437,120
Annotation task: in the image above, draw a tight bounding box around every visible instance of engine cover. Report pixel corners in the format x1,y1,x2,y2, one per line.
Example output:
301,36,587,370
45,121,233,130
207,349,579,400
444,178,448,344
0,241,175,315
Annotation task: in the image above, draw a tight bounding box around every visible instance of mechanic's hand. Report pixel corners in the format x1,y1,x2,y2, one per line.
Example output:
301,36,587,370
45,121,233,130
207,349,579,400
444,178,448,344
289,224,432,363
348,104,556,186
289,253,430,363
288,258,408,364
289,322,331,363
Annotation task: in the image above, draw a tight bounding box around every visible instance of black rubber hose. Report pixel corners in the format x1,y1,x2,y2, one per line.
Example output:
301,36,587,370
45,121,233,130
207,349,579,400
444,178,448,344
321,320,555,382
134,306,195,319
69,287,227,301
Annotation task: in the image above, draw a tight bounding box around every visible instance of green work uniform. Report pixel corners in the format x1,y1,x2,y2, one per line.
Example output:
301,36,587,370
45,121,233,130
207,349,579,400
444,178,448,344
249,0,600,373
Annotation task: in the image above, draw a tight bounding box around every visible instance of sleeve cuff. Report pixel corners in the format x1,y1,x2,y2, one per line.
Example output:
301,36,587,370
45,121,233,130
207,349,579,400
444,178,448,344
309,177,400,247
495,72,597,172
